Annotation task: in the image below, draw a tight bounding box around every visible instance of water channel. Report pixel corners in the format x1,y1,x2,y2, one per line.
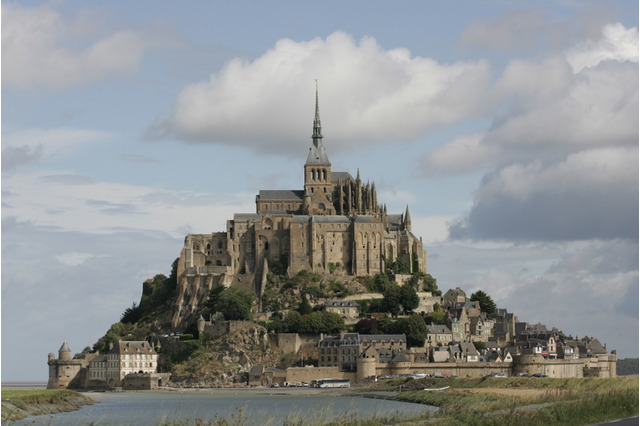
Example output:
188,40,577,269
7,388,437,425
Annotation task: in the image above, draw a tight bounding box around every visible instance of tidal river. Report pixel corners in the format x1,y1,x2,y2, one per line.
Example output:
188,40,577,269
7,388,436,425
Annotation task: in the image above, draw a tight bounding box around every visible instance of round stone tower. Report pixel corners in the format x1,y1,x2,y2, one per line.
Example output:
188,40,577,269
356,347,378,382
59,341,72,361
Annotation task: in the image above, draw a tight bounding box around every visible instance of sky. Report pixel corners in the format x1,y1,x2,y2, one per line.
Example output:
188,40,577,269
1,1,638,381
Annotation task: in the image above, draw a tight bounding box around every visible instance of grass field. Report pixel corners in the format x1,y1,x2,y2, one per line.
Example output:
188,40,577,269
383,376,639,425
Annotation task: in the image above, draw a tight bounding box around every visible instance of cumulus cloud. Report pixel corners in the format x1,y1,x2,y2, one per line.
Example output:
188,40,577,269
421,133,492,175
1,3,159,89
449,146,638,241
432,21,639,242
154,31,491,154
566,23,639,72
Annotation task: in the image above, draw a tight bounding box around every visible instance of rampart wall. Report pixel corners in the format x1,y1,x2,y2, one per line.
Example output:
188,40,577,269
286,366,357,384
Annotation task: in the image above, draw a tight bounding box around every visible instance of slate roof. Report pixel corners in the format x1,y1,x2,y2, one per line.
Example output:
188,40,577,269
331,171,354,182
311,215,352,223
258,190,305,201
354,215,379,223
460,341,480,355
233,213,261,222
306,143,331,166
325,300,360,308
108,341,156,355
427,325,452,334
387,214,403,227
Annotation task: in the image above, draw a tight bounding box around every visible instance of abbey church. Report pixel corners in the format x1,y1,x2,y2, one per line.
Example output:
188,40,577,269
173,87,427,327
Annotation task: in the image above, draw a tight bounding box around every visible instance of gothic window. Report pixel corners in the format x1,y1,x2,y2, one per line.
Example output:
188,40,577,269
218,241,223,249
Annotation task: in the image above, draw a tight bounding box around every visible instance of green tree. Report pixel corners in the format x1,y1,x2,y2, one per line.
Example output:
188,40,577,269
296,295,313,315
399,285,420,313
300,311,345,334
382,285,401,316
422,274,441,295
392,315,428,348
371,273,392,293
215,286,255,320
120,302,142,324
206,285,226,312
426,310,445,325
285,310,303,332
470,290,497,315
355,318,379,334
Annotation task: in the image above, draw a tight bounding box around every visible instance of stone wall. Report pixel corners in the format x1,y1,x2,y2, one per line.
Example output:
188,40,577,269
375,362,513,379
583,354,617,378
276,333,301,354
123,373,171,390
512,355,585,378
203,320,257,339
286,366,356,384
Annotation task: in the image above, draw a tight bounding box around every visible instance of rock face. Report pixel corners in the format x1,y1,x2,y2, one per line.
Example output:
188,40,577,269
168,323,284,387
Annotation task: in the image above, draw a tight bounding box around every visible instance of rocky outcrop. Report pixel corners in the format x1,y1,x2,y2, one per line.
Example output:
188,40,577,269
169,323,284,387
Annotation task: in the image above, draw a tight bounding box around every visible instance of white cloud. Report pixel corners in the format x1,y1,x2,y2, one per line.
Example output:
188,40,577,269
566,23,639,73
450,146,638,241
156,31,491,154
421,133,492,175
413,216,451,245
433,21,639,242
56,252,96,266
1,3,157,89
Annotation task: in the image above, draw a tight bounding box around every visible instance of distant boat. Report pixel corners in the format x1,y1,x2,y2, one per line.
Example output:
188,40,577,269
423,386,450,391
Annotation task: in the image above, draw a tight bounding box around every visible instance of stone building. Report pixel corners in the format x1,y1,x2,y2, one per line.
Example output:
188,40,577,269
47,340,161,389
47,342,89,389
105,341,159,387
318,332,406,372
324,300,360,320
172,87,427,328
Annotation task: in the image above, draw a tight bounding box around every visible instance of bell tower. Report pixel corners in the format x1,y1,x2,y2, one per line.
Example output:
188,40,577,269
304,80,333,202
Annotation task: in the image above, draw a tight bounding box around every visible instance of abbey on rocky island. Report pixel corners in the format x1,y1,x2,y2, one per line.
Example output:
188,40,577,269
172,86,427,327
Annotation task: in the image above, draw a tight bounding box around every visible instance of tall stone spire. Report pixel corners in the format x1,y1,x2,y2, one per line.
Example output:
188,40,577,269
305,80,330,166
404,205,412,231
312,79,323,144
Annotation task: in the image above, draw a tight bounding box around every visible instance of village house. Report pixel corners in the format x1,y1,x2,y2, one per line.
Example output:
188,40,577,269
426,324,453,347
324,300,360,320
318,333,406,372
442,288,466,309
